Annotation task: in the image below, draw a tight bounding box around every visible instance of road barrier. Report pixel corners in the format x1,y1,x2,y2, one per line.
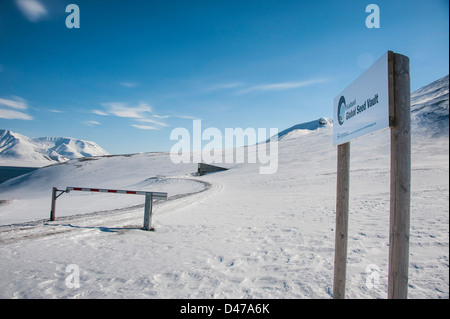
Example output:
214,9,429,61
50,186,167,231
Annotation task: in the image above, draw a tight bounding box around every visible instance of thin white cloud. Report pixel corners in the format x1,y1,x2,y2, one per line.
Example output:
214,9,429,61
92,109,109,116
153,114,170,119
0,96,32,120
175,115,201,120
136,118,169,127
205,82,244,92
15,0,47,22
153,114,201,120
0,108,33,120
132,124,159,130
99,102,199,128
101,102,152,118
84,120,101,126
120,82,138,88
237,78,329,94
0,96,28,110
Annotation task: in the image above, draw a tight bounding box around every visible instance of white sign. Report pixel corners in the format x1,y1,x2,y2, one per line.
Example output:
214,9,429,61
333,52,390,146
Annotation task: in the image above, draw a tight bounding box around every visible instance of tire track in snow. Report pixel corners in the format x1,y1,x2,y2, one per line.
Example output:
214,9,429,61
0,176,216,244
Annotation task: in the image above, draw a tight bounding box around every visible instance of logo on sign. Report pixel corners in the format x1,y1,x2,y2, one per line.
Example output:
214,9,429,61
338,96,346,125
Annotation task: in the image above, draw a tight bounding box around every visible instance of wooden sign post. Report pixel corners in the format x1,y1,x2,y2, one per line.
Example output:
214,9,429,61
333,142,350,299
388,53,411,299
332,51,411,299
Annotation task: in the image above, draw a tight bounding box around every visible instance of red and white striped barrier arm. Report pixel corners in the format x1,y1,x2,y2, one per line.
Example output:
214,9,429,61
66,187,167,199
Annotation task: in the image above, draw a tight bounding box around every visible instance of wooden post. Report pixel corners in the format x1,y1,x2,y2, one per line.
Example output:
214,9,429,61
388,53,411,299
333,142,350,299
50,187,57,221
143,193,154,231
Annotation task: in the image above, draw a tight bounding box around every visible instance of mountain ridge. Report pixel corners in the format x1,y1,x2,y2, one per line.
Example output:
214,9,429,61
411,74,449,137
0,129,109,167
1,74,448,166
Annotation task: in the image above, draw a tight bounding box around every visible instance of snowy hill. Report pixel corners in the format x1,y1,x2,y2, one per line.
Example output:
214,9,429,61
272,117,332,141
411,74,449,137
0,129,110,167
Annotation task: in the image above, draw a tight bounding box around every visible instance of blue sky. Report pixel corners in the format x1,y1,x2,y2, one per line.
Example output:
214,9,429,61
0,0,448,154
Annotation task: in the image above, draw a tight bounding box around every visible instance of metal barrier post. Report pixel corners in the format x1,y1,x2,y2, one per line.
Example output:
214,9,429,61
50,187,57,221
143,193,154,231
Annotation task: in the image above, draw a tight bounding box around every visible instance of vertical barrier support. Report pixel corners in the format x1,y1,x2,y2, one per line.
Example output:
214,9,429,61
333,142,351,299
50,187,57,221
143,193,154,231
49,187,66,221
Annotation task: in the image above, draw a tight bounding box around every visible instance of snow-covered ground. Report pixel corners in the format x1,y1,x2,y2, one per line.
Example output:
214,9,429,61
0,123,447,299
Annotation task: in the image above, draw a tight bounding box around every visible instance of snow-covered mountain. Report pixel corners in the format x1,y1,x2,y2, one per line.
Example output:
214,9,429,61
0,129,110,167
272,117,333,141
411,74,449,137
